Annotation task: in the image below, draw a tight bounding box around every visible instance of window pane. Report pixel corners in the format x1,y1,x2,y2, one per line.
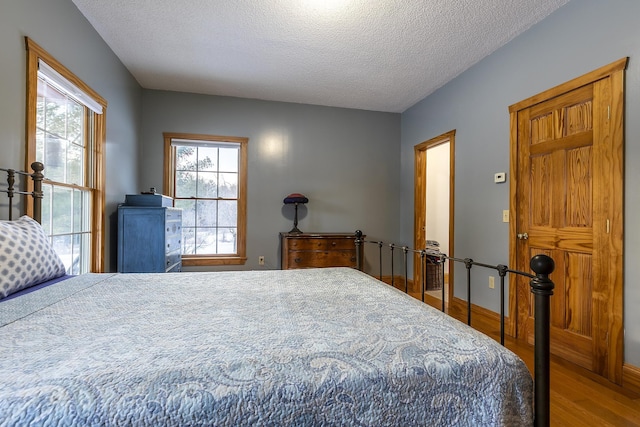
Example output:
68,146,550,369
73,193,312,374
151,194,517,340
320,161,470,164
219,147,238,172
52,234,72,273
36,81,45,129
175,171,197,198
217,227,237,254
36,130,45,165
175,199,196,227
218,200,237,227
67,101,84,145
182,227,196,254
196,200,217,227
196,172,217,198
73,189,82,233
44,134,66,182
198,147,218,172
218,173,238,198
52,186,73,234
73,189,91,233
68,143,84,185
41,184,53,235
44,88,66,138
71,234,81,275
176,146,197,171
195,228,217,254
80,190,92,233
70,233,90,275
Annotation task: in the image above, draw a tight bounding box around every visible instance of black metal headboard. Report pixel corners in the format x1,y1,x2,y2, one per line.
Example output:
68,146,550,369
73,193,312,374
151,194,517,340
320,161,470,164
0,162,44,224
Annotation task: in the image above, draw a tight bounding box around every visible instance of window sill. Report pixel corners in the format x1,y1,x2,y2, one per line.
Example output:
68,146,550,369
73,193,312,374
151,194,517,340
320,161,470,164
182,255,247,267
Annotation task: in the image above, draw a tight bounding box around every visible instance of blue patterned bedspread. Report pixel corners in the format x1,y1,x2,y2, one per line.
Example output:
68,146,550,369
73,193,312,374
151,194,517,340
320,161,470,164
0,268,533,426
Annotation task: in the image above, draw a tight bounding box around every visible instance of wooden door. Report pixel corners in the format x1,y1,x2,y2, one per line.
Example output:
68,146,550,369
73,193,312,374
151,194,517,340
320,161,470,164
509,59,626,384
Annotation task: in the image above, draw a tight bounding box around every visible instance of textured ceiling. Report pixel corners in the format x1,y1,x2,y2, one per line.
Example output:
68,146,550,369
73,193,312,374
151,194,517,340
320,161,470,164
71,0,570,113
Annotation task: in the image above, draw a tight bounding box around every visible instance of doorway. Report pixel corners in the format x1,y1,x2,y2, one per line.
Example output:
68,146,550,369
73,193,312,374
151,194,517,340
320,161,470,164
414,130,455,306
509,58,626,383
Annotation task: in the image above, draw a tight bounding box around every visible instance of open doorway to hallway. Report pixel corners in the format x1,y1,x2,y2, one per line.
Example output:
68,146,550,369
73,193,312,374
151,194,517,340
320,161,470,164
414,130,455,307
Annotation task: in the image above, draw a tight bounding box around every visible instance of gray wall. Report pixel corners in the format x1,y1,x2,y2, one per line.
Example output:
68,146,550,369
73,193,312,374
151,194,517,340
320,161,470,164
140,90,400,271
401,0,640,365
0,0,142,271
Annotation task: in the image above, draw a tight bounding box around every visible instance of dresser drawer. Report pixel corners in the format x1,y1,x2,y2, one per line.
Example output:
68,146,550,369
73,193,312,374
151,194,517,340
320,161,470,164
166,232,181,254
286,237,355,251
280,232,363,270
165,220,181,236
165,208,181,222
166,251,182,271
286,250,357,269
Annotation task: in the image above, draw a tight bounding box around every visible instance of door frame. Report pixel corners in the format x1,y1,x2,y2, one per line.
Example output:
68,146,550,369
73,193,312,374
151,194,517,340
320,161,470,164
414,130,455,306
508,58,627,383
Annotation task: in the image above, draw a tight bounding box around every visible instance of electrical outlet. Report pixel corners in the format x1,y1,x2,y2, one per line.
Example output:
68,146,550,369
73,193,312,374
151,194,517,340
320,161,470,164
258,256,265,265
502,210,509,223
489,276,495,289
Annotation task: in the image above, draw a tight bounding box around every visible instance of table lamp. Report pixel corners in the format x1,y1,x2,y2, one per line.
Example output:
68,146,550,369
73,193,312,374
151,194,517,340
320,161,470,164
283,193,308,233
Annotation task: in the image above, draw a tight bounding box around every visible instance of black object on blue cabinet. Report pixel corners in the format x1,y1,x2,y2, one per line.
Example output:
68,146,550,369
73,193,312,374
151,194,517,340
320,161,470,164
117,194,182,273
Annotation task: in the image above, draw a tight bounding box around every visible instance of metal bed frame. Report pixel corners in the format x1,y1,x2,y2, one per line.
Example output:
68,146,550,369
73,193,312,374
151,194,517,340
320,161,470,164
0,162,44,224
354,230,554,427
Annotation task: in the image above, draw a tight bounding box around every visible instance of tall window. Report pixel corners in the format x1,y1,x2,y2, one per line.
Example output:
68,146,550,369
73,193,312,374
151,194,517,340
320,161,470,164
26,38,106,273
164,133,247,266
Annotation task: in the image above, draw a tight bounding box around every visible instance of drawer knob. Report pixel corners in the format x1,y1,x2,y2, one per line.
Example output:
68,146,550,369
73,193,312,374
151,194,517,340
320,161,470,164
294,258,301,263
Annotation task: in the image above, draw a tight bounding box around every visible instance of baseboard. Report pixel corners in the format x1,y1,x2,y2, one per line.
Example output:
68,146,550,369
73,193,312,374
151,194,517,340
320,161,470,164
623,363,640,395
448,297,513,339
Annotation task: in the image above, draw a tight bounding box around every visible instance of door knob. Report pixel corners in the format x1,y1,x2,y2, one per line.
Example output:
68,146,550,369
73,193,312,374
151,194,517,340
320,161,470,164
517,232,529,240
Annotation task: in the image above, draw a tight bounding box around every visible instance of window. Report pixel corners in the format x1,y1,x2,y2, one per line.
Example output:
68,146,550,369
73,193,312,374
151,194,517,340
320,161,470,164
26,38,106,273
163,133,247,266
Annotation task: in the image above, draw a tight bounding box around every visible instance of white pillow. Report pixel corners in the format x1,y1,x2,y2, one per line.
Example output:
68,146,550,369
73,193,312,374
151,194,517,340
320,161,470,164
0,215,66,299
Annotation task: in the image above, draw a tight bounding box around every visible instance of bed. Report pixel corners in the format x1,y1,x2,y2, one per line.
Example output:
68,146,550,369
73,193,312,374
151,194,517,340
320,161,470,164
0,164,553,426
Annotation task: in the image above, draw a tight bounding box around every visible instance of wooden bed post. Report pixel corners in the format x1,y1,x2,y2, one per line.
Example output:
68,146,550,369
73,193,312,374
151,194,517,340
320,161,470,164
529,254,555,427
31,162,44,225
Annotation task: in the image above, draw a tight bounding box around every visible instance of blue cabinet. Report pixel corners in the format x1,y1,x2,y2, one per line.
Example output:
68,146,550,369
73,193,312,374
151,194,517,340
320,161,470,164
117,206,182,273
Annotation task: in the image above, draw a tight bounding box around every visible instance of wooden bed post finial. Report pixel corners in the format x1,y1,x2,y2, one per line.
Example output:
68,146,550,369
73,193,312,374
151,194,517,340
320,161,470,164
529,254,555,427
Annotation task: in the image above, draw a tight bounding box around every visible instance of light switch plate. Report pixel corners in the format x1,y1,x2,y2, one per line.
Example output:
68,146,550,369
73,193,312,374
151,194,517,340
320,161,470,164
502,210,509,222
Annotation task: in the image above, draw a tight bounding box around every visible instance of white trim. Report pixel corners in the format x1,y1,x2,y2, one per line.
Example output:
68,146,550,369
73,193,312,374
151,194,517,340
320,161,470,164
38,60,103,114
171,139,239,149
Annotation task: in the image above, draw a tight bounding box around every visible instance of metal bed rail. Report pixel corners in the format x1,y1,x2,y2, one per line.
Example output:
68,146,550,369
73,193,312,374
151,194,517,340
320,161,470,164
354,230,554,427
0,162,44,224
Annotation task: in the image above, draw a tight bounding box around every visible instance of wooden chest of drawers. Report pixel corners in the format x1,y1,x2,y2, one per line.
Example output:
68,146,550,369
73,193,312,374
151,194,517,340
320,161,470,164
280,232,361,270
117,206,182,273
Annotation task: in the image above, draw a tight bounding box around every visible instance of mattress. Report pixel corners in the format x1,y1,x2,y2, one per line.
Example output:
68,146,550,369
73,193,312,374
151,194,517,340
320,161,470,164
0,267,533,426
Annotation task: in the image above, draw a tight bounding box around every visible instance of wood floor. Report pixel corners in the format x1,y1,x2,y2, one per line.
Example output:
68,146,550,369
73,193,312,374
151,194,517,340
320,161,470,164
500,334,640,426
